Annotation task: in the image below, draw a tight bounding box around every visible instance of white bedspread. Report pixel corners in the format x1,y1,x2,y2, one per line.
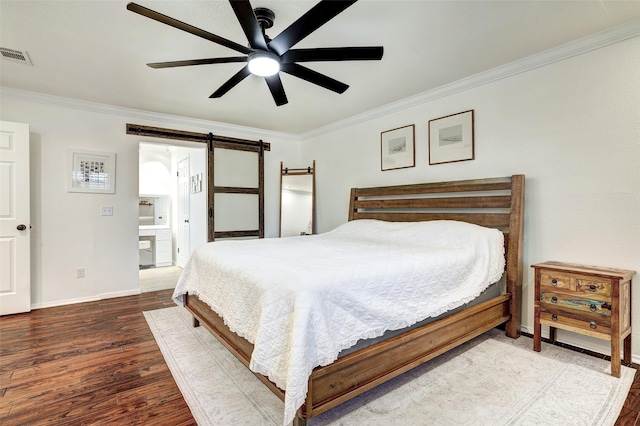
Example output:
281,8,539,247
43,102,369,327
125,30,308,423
173,219,505,425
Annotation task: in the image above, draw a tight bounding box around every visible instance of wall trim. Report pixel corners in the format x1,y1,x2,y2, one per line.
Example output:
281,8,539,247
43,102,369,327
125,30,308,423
0,86,298,143
301,19,640,139
31,288,141,310
2,19,638,141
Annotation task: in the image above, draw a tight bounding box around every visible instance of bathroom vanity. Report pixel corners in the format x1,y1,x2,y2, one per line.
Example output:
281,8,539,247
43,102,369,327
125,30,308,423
139,225,172,267
139,196,172,268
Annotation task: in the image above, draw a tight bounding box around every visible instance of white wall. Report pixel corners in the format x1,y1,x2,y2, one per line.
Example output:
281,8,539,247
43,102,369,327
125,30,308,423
0,95,299,308
2,32,636,361
302,36,640,359
139,145,172,196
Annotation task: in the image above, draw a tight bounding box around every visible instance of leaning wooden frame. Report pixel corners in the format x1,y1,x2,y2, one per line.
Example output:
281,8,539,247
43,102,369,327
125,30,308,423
183,174,525,425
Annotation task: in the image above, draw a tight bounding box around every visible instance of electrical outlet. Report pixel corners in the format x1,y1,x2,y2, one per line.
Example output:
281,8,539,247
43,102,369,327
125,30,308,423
76,268,85,278
101,206,113,216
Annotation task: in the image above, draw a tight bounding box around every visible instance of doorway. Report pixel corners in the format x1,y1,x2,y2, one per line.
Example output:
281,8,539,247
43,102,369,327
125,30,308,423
138,141,206,292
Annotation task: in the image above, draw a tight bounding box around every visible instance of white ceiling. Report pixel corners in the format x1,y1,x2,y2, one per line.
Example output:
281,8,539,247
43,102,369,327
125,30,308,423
2,1,640,135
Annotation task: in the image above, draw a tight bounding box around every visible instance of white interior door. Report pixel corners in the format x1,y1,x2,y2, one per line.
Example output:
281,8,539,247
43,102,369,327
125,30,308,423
0,121,31,315
176,156,190,268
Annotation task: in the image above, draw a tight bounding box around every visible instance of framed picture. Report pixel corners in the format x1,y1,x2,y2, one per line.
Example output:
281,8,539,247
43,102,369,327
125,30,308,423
191,173,203,193
67,148,116,193
428,110,474,165
381,124,415,171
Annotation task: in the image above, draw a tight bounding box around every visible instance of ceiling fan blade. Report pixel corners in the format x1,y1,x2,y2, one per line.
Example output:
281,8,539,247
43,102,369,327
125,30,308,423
282,46,383,63
148,57,247,69
264,74,288,106
127,2,251,55
280,63,348,94
229,1,268,50
209,66,252,98
268,0,358,56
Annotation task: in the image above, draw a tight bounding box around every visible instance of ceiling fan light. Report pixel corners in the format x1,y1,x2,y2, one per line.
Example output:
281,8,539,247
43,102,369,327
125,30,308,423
248,52,280,77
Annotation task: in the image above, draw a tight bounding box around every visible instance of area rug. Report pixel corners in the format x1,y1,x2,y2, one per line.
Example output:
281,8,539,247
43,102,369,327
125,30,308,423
144,306,634,426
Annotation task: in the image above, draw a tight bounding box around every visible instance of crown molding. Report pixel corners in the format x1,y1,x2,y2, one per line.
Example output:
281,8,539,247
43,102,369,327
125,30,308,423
0,86,299,143
301,19,640,140
2,19,638,142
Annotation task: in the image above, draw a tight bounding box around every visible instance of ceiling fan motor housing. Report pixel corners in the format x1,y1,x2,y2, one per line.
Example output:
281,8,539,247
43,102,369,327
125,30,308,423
254,7,275,30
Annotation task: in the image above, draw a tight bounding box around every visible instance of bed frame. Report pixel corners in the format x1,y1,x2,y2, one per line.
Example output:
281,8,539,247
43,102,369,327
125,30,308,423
184,174,525,425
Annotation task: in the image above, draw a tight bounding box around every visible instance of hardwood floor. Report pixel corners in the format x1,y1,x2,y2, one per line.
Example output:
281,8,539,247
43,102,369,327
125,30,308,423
606,360,640,425
1,289,638,425
0,290,196,425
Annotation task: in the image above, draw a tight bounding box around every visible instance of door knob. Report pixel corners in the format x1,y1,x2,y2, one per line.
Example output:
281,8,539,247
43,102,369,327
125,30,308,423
17,224,27,231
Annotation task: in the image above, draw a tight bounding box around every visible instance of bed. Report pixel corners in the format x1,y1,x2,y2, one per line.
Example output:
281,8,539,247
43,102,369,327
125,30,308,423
174,174,525,425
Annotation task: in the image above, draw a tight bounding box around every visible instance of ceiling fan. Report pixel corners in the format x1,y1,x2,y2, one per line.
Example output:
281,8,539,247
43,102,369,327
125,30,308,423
127,1,384,106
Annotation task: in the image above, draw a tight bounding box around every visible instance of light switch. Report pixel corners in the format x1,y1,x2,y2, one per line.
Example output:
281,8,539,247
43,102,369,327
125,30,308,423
101,206,113,216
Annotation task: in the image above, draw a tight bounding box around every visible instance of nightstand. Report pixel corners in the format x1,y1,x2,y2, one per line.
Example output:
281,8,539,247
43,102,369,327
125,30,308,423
532,261,635,378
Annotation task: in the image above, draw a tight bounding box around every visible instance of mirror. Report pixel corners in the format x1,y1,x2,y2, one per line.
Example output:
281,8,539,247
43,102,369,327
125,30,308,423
139,196,169,226
280,161,315,237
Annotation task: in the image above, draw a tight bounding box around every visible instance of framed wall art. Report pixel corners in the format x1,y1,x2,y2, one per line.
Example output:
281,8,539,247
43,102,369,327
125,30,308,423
67,148,116,193
428,110,474,165
381,124,415,171
191,173,203,193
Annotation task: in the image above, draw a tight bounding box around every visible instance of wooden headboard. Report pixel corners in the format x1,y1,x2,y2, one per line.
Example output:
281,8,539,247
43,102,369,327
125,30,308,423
348,175,525,337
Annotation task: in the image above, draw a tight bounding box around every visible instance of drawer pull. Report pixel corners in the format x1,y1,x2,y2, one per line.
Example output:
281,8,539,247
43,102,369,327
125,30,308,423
589,304,597,312
551,296,558,303
589,284,597,291
551,279,558,286
551,314,558,321
589,322,597,329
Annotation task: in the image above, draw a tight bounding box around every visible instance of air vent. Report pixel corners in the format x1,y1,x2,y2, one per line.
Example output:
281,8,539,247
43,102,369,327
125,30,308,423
0,47,33,65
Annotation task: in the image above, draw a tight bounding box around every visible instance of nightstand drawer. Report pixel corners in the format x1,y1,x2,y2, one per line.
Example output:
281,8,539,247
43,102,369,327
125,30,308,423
540,271,573,291
540,271,611,297
540,292,611,317
540,310,611,337
575,276,611,296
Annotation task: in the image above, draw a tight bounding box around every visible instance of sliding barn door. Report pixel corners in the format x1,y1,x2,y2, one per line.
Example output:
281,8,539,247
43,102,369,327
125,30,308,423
125,124,268,244
208,141,264,241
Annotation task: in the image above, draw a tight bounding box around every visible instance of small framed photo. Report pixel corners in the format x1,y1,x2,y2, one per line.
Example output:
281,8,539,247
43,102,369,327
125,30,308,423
67,148,116,193
381,124,415,171
191,173,203,193
428,110,474,165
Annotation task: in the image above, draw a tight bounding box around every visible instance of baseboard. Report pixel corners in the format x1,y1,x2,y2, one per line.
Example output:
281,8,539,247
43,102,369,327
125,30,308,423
31,288,142,310
32,296,98,310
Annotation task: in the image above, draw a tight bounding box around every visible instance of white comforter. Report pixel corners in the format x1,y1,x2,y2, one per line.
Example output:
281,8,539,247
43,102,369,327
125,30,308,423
173,219,505,425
